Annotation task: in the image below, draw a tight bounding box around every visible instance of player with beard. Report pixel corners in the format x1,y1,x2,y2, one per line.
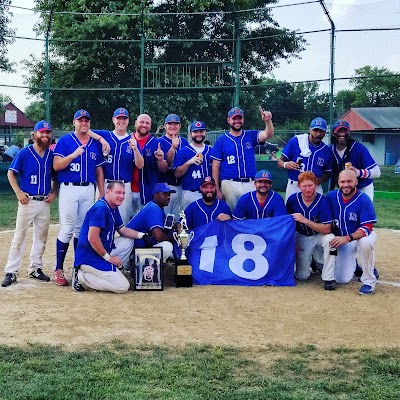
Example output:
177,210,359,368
326,169,378,295
174,121,213,211
2,121,57,287
233,170,287,220
211,106,274,211
131,114,168,215
183,176,231,230
329,119,380,201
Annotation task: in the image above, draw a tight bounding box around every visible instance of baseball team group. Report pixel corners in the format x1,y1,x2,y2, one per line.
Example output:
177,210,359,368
2,105,381,295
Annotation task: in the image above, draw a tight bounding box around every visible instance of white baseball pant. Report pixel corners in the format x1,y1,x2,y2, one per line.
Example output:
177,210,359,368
221,180,254,211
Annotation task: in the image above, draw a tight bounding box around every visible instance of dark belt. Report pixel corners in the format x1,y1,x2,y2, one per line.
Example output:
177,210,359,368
105,179,129,183
230,178,252,183
63,182,91,186
29,195,46,201
189,189,200,192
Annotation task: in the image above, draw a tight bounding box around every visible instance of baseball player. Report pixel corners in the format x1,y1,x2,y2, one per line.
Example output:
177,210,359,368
73,181,147,293
89,107,144,224
111,182,177,268
157,114,189,217
2,121,57,288
233,170,287,220
174,121,213,210
52,109,105,286
211,106,274,211
330,119,381,201
278,117,333,202
183,176,232,230
131,114,168,214
326,169,378,295
286,171,335,290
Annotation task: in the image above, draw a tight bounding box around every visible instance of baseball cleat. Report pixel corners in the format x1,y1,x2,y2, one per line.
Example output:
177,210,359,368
29,268,50,282
323,280,336,291
54,269,69,286
2,273,17,287
72,268,85,292
359,284,374,295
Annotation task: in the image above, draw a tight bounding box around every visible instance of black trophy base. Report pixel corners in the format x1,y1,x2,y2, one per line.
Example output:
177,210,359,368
175,260,192,287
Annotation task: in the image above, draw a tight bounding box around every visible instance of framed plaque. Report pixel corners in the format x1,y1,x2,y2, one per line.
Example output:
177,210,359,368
133,248,163,291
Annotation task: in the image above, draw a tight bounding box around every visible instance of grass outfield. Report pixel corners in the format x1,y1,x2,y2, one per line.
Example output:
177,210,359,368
1,343,400,399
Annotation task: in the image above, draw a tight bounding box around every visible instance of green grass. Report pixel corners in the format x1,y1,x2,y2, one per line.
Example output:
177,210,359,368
1,343,400,399
374,166,400,192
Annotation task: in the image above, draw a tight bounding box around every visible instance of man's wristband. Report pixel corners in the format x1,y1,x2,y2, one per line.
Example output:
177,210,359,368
349,234,354,242
137,232,145,239
283,162,288,169
103,253,111,261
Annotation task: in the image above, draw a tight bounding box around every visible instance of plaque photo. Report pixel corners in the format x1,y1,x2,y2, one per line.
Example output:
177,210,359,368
133,248,163,291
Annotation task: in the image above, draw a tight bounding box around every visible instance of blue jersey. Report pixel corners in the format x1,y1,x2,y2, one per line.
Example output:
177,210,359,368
136,135,160,204
158,135,189,186
173,144,213,190
74,197,124,271
331,140,377,189
184,199,232,230
93,130,135,182
327,189,377,236
286,192,332,236
233,190,287,220
9,145,54,196
281,136,332,181
53,132,104,183
211,130,262,180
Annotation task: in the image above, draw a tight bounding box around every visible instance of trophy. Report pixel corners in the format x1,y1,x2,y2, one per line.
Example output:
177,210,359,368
173,210,194,287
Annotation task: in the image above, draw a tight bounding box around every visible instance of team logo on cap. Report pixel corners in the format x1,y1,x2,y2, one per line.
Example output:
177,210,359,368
43,122,49,129
261,172,269,178
195,122,202,127
80,110,88,116
204,176,212,183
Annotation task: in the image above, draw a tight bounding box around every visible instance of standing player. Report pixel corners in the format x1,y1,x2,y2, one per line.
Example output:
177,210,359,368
52,109,105,286
2,121,57,287
233,170,287,220
131,114,168,215
158,114,189,216
73,181,146,293
330,119,381,201
286,172,335,290
89,107,144,223
278,117,333,202
174,121,213,210
211,106,274,211
326,169,378,295
183,176,232,230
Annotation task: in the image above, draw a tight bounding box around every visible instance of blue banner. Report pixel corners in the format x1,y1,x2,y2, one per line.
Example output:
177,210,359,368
186,215,296,286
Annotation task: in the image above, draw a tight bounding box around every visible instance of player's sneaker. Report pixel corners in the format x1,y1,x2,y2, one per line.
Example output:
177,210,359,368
323,280,336,291
72,268,85,292
54,269,69,286
2,273,17,287
359,284,374,295
29,268,50,282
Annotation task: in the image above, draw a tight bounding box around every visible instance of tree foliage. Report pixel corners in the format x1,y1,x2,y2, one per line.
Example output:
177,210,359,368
0,0,15,72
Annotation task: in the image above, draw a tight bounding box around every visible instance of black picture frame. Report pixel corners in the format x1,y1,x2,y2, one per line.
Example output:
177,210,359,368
133,248,163,291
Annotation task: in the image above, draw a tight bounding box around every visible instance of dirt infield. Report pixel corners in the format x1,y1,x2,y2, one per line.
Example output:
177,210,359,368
1,226,399,350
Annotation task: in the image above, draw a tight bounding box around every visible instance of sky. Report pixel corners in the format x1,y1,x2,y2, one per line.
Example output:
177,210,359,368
1,0,399,112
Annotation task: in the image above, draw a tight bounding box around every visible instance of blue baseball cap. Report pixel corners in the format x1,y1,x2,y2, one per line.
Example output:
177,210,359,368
228,107,244,118
309,117,327,131
190,121,206,132
164,114,181,124
255,170,272,182
200,176,216,187
332,119,350,133
152,182,177,195
113,108,129,118
34,120,52,132
74,109,91,120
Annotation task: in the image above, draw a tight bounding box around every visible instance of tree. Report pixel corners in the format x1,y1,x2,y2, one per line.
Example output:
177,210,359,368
24,101,46,123
0,93,12,113
0,0,15,72
26,0,305,128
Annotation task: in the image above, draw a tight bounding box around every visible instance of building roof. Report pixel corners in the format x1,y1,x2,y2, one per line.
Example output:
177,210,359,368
341,107,400,131
0,102,34,128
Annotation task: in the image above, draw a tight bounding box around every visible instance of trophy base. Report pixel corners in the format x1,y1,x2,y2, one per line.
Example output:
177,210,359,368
175,261,192,288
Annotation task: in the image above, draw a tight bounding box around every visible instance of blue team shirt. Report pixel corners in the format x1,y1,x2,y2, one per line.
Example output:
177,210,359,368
74,198,124,271
93,130,135,182
286,192,333,236
53,133,104,183
211,130,262,180
233,190,287,220
9,145,54,196
282,136,332,181
327,189,377,236
184,199,232,230
331,140,377,189
158,135,189,186
173,144,213,190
